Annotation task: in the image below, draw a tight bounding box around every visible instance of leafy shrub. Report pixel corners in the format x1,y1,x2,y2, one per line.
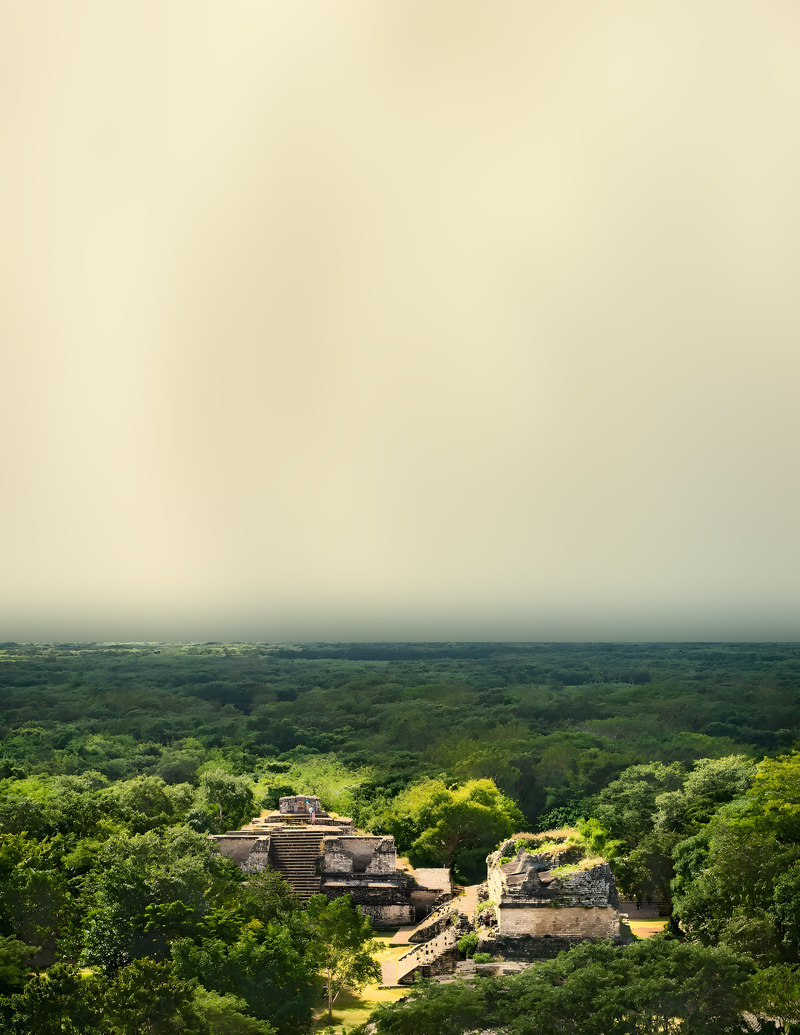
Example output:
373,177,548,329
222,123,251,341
458,932,479,959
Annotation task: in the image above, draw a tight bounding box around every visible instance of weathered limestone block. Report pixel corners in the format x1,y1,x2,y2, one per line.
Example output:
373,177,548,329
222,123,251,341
322,875,414,905
322,836,397,875
211,834,271,873
324,883,415,928
360,903,415,928
416,942,459,979
408,907,453,943
557,866,620,907
408,868,452,921
395,927,459,984
484,830,632,956
480,934,626,961
279,795,322,815
497,905,623,938
413,868,452,894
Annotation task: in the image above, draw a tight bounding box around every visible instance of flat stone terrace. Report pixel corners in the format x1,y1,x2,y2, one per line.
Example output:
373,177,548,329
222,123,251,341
244,810,355,834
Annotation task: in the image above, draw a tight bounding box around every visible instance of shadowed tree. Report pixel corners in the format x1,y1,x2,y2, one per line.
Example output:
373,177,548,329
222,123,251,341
7,963,105,1035
103,958,200,1035
172,923,317,1035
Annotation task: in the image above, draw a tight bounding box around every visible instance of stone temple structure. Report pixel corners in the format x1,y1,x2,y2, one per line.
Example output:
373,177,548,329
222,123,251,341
479,829,632,959
211,795,450,929
214,808,633,983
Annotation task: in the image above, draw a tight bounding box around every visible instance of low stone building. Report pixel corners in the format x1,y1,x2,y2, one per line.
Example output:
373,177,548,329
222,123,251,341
480,829,632,959
212,795,450,928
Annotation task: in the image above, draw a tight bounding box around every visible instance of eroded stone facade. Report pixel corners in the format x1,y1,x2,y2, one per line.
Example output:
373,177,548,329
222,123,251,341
497,905,622,938
321,834,415,926
322,836,397,875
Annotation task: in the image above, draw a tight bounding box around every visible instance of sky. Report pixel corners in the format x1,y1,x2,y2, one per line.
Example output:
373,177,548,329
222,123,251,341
1,1,799,643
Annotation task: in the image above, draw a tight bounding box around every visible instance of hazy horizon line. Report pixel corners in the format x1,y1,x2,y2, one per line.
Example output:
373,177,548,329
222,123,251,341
4,639,798,647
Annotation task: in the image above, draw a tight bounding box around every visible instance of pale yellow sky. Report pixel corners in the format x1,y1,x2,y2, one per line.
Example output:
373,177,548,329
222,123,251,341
2,1,799,641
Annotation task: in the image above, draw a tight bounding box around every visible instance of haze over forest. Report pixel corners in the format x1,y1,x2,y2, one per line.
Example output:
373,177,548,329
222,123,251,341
2,1,799,642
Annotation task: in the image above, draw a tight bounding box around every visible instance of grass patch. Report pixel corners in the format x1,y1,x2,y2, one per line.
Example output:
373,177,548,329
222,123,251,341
629,919,669,939
312,984,406,1032
549,856,605,877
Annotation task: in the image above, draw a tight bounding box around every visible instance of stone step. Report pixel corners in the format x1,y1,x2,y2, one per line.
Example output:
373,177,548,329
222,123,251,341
270,838,322,846
267,832,324,899
394,927,458,983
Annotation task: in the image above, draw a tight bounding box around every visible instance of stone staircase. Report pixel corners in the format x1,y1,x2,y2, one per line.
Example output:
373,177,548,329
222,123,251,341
380,901,462,985
384,924,459,985
408,899,455,942
268,829,324,899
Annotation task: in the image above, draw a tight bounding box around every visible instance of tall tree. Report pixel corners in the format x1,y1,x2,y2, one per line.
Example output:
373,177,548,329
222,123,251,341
387,778,524,879
196,769,256,834
306,894,381,1025
102,958,200,1035
81,827,240,971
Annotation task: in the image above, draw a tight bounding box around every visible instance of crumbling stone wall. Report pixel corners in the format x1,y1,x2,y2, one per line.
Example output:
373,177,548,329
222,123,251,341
360,903,415,927
488,845,619,909
408,908,453,943
322,856,417,928
323,880,415,928
416,943,459,979
408,868,451,921
479,934,625,961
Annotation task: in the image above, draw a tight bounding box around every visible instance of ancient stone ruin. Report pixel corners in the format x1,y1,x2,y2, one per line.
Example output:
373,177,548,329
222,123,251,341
387,828,632,983
213,803,631,981
479,828,632,959
211,795,450,929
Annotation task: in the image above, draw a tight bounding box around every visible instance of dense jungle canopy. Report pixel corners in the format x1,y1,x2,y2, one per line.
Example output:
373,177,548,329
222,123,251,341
1,641,799,1032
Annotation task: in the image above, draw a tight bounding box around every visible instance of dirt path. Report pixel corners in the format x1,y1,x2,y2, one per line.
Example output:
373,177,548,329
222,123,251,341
453,884,481,917
389,926,416,945
629,919,668,938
